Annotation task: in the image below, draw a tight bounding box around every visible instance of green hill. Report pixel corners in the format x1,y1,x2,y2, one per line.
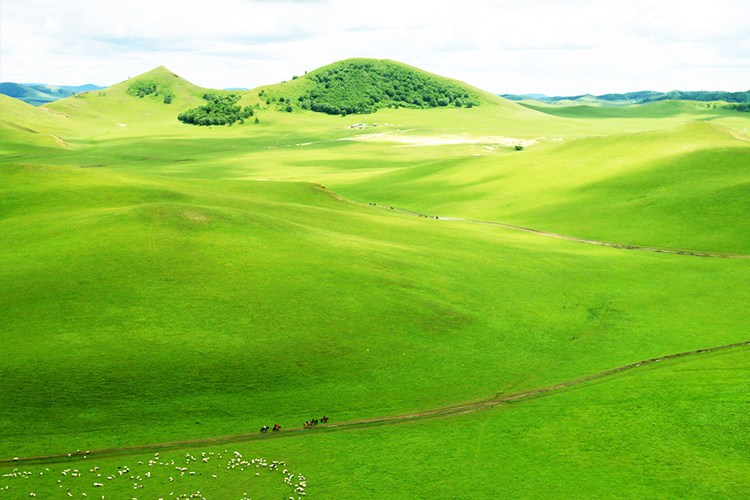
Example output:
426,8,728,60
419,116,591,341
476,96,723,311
0,94,93,156
298,58,480,115
243,58,489,116
44,66,224,128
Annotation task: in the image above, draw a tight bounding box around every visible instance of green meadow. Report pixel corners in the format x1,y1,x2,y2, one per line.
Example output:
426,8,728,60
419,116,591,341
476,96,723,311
2,60,748,499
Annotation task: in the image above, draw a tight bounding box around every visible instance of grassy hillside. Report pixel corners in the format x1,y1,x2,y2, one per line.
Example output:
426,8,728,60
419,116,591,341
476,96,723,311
293,58,481,114
3,346,748,500
323,120,750,253
1,58,749,500
44,66,222,130
2,161,748,459
519,99,738,118
0,94,93,156
240,58,513,115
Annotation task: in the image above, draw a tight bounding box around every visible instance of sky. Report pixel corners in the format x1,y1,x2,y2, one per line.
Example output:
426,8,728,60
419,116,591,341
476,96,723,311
1,0,749,96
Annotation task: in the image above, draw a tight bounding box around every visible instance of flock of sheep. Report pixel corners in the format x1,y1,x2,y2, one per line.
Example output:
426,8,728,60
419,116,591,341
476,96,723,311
1,449,308,499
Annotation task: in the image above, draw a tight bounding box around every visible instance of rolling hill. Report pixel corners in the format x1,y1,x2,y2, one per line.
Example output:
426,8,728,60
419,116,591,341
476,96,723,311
42,66,224,125
280,58,480,115
239,58,518,115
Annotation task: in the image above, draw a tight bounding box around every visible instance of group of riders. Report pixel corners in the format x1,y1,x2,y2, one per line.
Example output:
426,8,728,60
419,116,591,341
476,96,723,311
259,424,281,433
304,416,328,428
260,416,328,433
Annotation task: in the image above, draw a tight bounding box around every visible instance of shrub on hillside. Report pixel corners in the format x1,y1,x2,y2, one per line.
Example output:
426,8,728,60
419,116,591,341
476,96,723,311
177,93,254,126
126,79,174,104
127,80,157,98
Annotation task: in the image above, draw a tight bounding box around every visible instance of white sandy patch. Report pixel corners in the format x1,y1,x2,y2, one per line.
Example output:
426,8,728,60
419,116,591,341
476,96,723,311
340,131,537,147
118,123,128,127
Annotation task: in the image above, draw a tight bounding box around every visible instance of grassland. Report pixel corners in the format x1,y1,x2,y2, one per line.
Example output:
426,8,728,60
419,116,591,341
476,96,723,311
1,61,748,499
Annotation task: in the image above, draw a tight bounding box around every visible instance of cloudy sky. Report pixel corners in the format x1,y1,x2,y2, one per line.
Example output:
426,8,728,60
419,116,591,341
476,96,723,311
2,0,749,95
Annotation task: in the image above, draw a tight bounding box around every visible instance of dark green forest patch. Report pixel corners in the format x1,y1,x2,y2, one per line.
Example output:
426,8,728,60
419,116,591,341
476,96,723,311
297,59,479,116
177,93,255,126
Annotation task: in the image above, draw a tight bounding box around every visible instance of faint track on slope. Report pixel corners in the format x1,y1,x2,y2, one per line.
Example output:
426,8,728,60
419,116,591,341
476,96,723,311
3,340,748,465
361,202,750,259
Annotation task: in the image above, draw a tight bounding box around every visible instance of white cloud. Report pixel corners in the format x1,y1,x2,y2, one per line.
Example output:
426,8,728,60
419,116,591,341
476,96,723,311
1,0,749,94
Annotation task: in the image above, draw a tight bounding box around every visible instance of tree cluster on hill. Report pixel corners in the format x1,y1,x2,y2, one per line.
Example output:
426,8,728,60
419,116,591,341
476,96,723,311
656,90,750,103
296,60,479,116
597,91,663,102
728,103,750,112
126,79,175,104
177,93,255,126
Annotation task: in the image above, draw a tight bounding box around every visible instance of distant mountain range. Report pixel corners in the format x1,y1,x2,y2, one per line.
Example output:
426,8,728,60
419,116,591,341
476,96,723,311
500,90,750,104
0,82,105,106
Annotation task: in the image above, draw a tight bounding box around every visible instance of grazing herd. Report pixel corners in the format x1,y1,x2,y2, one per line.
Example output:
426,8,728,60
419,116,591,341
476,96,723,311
3,416,332,498
1,450,309,500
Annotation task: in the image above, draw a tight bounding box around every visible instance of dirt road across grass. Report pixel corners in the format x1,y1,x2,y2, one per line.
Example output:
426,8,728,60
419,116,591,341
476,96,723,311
4,340,748,465
363,202,750,259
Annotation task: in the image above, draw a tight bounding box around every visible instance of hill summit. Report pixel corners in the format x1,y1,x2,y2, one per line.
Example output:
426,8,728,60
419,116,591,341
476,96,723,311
260,58,481,116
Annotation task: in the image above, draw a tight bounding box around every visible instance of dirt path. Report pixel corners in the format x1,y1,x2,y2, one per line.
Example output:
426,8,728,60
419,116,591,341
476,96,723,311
4,340,748,465
363,202,750,259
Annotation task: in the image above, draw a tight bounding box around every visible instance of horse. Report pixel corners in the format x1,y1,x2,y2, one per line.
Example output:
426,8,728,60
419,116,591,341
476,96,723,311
260,426,269,433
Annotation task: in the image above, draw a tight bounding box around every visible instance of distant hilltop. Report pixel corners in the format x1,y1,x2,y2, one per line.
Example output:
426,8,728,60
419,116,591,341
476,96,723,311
500,89,750,104
0,82,105,106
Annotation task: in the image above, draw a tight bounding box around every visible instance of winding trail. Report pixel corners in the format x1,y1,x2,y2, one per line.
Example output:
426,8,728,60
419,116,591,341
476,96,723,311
4,340,748,465
362,202,750,259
